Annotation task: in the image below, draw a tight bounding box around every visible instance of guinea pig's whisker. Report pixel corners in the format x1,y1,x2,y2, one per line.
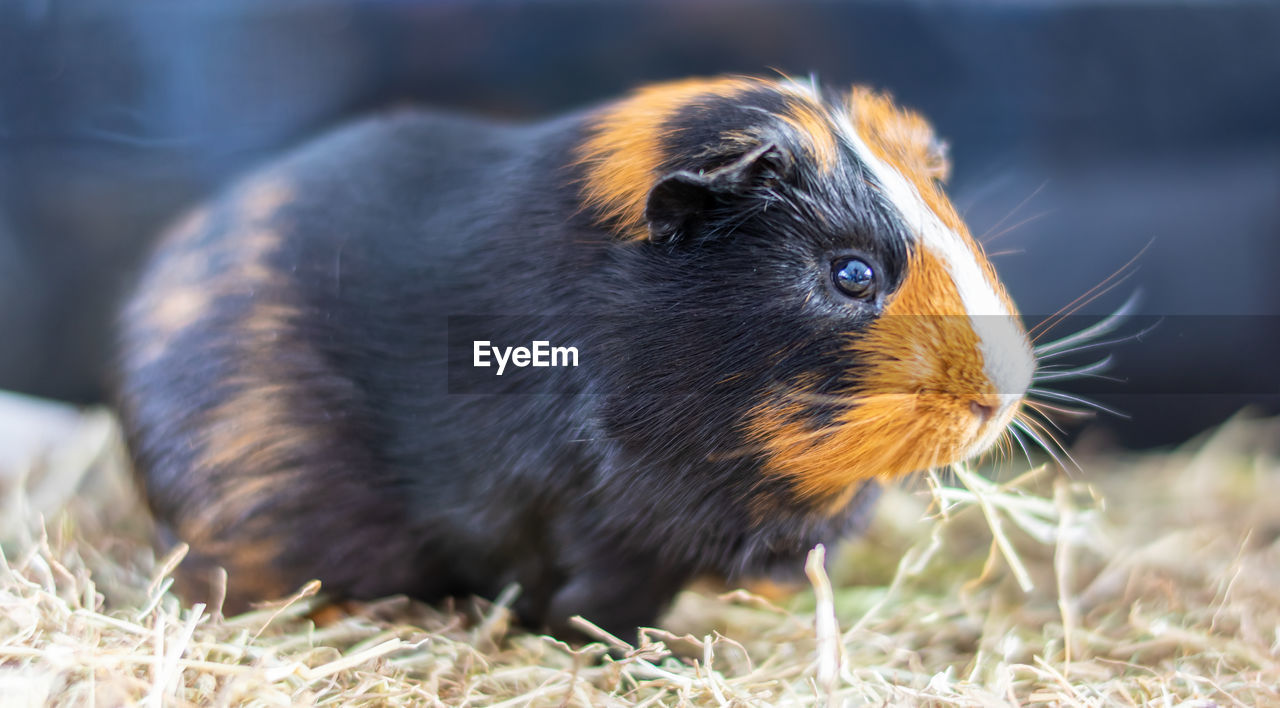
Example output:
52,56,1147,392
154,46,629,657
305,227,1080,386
985,432,1007,467
1029,242,1149,343
1011,413,1078,472
1022,410,1078,468
984,248,1027,259
976,179,1049,245
1007,425,1036,469
1033,291,1144,359
994,431,1013,470
1034,320,1156,362
1001,428,1017,462
1031,357,1114,383
979,210,1053,247
1029,273,1132,343
1024,398,1094,420
972,429,1014,470
1004,428,1025,470
1002,428,1029,475
1035,335,1134,362
1027,387,1128,419
1022,401,1074,435
1010,416,1061,468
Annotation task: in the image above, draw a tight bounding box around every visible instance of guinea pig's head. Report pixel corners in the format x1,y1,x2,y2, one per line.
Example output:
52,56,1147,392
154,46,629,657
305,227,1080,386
578,77,1035,503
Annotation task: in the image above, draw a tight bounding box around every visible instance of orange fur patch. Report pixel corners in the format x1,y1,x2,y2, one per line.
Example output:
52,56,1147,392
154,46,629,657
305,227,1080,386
750,249,997,500
237,176,295,224
778,95,840,171
127,180,293,368
141,288,211,347
577,77,842,239
847,89,952,188
577,77,758,239
195,379,308,474
127,208,213,366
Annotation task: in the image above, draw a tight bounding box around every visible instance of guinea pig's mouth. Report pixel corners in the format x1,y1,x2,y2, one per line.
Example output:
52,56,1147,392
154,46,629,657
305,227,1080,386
962,391,1027,462
748,310,1042,499
749,385,1028,500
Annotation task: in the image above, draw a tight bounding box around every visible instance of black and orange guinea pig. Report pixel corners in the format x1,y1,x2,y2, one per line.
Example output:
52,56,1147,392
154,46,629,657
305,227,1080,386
116,76,1035,638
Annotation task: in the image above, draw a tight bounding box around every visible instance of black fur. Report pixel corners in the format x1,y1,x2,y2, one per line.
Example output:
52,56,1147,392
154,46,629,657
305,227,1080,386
117,88,920,638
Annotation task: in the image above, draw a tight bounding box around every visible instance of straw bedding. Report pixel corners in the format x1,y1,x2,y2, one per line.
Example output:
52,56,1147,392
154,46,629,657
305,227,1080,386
1,393,1277,706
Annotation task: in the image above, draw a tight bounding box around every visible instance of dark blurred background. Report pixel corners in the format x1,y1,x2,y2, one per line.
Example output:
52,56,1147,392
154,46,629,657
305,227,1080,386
1,0,1278,447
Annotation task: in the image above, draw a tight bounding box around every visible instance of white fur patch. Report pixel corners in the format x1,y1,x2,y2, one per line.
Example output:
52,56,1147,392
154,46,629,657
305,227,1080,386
831,108,1035,403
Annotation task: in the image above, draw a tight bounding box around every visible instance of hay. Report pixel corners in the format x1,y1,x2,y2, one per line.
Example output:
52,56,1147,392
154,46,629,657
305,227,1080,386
1,393,1278,706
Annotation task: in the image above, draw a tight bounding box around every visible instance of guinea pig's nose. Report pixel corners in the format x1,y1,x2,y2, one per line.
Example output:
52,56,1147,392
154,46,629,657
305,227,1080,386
970,400,996,423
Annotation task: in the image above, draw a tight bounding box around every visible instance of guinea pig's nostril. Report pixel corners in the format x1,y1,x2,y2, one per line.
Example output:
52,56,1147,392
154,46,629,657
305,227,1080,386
970,400,996,423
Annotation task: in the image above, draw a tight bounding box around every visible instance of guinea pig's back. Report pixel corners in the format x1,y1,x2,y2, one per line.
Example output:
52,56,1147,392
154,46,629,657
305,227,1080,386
115,109,579,610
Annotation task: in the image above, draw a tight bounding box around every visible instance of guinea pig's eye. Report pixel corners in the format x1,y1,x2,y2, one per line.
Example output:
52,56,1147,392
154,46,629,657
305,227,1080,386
832,257,878,299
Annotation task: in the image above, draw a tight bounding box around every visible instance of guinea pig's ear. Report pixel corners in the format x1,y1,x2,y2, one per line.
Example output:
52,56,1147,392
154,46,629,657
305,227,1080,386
645,142,794,245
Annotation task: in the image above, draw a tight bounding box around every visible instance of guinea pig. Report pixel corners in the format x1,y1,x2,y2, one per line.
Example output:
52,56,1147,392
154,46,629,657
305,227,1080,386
115,76,1035,638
